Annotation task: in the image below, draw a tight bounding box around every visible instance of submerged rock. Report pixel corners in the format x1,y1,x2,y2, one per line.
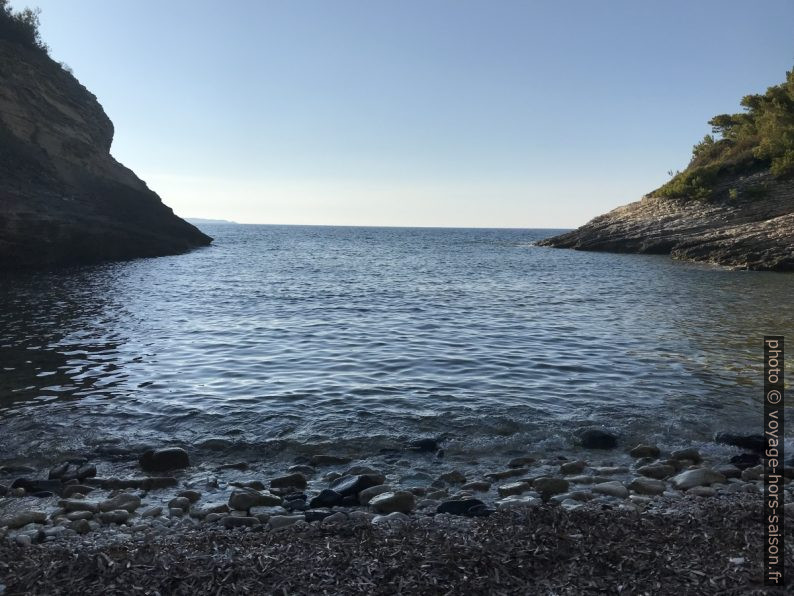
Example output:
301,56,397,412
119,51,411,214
578,430,617,450
715,433,765,452
139,448,190,472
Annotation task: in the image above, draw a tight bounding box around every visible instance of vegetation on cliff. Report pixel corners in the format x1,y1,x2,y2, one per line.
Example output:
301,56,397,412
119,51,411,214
655,67,794,200
0,0,47,53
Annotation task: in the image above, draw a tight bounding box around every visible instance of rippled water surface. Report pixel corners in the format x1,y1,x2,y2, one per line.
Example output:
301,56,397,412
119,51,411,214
1,225,792,463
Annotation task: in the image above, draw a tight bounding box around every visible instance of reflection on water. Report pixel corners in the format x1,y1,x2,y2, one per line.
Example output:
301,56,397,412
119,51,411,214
0,225,792,462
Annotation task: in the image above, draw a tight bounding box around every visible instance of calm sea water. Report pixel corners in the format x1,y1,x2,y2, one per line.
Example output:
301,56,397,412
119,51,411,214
1,225,792,465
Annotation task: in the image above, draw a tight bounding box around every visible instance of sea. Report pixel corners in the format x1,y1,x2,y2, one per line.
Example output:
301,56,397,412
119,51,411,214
1,224,792,469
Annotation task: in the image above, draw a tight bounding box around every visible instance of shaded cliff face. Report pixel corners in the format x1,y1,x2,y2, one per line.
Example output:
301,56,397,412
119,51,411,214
0,40,211,269
538,171,794,272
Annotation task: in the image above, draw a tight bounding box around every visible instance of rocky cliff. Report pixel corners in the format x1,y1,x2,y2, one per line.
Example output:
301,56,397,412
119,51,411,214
537,171,794,271
0,40,211,269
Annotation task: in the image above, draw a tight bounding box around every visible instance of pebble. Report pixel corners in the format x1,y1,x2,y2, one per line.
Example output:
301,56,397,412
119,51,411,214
629,444,660,458
330,474,383,497
228,488,283,510
309,488,345,508
141,506,163,518
63,484,95,498
168,497,192,511
58,499,99,513
369,490,415,514
99,493,141,513
358,484,392,505
485,468,527,481
15,535,32,547
592,481,629,498
593,466,628,475
687,486,717,497
461,481,491,492
508,456,536,468
271,473,308,490
310,454,350,466
439,470,466,484
372,512,410,525
321,512,349,525
268,515,303,530
190,502,229,518
69,519,92,534
0,511,47,529
98,510,129,524
637,463,675,479
436,499,486,516
177,490,202,503
288,465,316,476
741,465,764,482
715,464,742,479
670,468,726,490
66,511,94,521
671,448,701,463
628,477,666,495
532,477,569,498
497,481,532,497
560,461,586,475
495,495,542,509
222,516,260,529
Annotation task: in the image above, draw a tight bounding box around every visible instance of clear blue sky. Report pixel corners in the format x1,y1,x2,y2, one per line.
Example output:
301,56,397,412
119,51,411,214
15,0,794,227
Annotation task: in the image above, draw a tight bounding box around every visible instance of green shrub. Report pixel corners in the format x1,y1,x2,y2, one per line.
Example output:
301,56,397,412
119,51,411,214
0,0,48,53
655,67,794,199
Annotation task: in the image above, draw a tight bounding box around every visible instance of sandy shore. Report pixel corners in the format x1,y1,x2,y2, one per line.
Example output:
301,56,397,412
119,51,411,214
0,493,788,595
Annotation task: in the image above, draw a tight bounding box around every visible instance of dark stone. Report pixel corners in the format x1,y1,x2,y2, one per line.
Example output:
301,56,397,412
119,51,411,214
139,448,190,472
270,473,307,490
578,429,617,450
730,453,761,470
0,484,7,496
284,492,307,502
309,489,345,508
48,462,94,482
330,474,382,497
10,478,63,494
715,433,766,453
341,495,360,507
285,500,308,512
304,510,334,523
310,455,352,466
436,499,487,517
230,480,266,491
466,504,495,517
140,476,178,490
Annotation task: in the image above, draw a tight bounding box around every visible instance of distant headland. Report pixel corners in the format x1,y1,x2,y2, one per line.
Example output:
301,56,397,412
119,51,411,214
539,67,794,272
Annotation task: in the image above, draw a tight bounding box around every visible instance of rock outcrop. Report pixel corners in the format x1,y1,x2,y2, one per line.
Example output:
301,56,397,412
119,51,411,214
0,40,211,269
537,171,794,272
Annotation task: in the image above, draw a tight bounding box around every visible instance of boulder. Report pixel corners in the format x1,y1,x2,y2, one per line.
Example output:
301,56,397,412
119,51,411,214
670,448,701,463
309,489,345,508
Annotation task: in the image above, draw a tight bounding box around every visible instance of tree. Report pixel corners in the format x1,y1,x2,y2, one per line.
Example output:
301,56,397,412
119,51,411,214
0,0,48,53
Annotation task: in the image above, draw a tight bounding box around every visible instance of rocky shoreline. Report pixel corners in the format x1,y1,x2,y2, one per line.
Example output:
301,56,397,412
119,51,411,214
537,170,794,272
1,432,791,593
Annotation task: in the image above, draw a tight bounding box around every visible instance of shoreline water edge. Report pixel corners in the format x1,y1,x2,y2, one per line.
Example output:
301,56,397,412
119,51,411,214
1,431,792,593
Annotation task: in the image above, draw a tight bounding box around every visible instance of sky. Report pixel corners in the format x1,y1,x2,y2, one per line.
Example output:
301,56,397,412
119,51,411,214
13,0,794,227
